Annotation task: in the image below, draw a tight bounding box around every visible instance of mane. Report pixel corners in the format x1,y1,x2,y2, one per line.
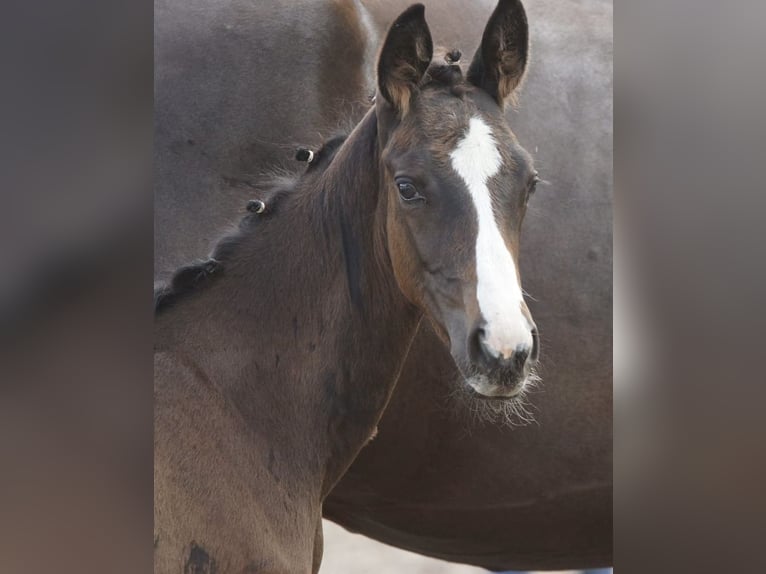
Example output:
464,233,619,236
154,134,349,315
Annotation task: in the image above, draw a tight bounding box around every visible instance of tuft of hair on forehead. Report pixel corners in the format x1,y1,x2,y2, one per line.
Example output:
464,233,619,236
423,59,468,98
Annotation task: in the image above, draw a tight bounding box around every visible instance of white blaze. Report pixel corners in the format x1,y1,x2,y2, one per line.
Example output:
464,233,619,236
449,116,532,358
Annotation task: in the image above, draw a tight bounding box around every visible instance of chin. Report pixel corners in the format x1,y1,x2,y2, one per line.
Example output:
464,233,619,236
465,374,527,400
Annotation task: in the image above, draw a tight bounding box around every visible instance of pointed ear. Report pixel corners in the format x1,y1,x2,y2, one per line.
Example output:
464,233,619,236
377,4,433,116
467,0,529,106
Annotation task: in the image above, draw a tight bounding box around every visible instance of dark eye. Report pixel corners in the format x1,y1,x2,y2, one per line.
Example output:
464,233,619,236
396,179,424,203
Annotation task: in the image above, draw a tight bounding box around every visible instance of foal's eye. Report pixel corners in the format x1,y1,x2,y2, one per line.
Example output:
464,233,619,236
396,179,424,204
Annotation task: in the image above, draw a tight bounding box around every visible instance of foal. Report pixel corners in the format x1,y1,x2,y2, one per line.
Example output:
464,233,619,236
155,2,539,572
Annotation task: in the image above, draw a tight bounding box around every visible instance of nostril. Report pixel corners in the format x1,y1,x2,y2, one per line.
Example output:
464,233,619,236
470,325,494,364
513,345,530,371
470,325,538,369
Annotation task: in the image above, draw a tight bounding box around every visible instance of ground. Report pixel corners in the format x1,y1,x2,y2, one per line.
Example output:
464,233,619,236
321,520,583,574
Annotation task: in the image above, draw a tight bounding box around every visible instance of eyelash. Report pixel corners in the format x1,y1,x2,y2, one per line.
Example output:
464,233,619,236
529,174,542,195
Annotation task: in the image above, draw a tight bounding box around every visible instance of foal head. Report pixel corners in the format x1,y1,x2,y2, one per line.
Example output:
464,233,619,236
376,1,540,400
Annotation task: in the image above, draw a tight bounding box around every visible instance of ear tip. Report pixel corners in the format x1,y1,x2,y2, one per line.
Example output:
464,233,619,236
493,0,526,18
399,3,426,22
389,4,429,36
500,0,528,17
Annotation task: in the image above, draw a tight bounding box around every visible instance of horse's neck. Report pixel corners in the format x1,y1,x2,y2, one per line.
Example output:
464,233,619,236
157,110,421,498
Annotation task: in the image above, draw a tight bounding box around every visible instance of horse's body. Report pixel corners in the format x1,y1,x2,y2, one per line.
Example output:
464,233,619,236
155,0,612,570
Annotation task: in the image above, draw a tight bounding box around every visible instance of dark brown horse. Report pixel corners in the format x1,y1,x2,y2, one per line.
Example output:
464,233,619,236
155,0,612,570
155,3,545,571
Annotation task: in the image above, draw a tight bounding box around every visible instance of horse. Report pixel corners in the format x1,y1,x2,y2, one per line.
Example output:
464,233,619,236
154,0,613,570
155,2,546,571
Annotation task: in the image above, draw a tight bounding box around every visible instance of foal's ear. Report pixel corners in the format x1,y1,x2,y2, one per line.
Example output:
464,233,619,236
377,4,433,116
467,0,529,106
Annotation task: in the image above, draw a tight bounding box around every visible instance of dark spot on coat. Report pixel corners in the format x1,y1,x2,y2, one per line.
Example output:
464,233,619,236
184,542,216,574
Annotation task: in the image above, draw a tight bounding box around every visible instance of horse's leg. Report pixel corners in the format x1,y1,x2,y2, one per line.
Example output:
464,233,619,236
311,518,324,574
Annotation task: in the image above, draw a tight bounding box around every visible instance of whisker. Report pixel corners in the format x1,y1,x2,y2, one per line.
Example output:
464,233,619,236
443,363,543,428
521,288,538,302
